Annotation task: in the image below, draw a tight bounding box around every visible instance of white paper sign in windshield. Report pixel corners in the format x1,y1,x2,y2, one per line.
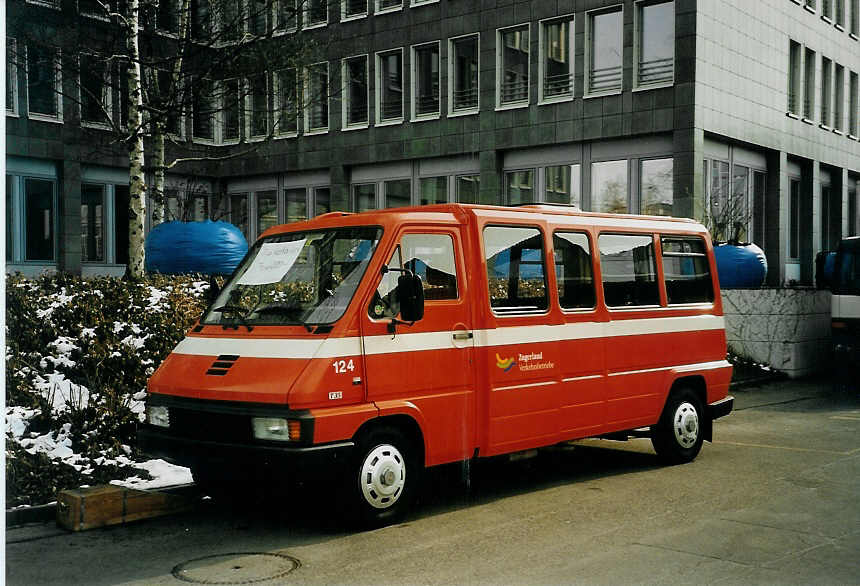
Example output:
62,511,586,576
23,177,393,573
236,240,306,285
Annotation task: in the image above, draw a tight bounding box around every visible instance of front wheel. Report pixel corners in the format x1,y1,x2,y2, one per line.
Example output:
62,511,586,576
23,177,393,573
651,388,705,464
349,427,422,527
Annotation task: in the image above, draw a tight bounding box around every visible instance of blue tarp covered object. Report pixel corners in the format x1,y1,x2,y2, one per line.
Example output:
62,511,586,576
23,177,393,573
713,243,768,289
145,220,248,276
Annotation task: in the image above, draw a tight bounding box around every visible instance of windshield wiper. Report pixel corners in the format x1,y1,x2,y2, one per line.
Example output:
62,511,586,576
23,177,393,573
213,305,254,332
254,305,314,332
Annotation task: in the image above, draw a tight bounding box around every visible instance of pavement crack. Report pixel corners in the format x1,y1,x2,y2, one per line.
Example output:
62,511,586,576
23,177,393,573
630,542,754,567
735,396,817,411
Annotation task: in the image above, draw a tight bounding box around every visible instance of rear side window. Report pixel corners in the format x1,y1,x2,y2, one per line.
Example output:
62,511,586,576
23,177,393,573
661,236,714,304
598,234,659,307
484,226,548,314
553,231,596,309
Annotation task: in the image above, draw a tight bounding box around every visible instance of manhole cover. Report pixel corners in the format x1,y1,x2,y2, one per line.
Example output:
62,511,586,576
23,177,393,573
172,552,301,584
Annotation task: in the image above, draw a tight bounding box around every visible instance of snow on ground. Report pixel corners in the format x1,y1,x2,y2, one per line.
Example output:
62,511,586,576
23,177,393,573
111,459,193,490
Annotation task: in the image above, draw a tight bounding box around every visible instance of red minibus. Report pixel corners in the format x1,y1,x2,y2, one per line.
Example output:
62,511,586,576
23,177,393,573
141,204,733,524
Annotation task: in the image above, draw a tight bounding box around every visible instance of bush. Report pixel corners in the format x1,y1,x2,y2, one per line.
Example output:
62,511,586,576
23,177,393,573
5,273,209,507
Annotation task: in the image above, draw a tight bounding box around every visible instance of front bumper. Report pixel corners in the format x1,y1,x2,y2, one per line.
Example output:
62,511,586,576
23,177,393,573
137,394,354,478
138,426,354,477
707,396,734,421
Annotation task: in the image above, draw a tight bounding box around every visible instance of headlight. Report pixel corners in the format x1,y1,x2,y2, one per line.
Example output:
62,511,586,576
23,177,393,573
146,405,170,428
252,417,301,441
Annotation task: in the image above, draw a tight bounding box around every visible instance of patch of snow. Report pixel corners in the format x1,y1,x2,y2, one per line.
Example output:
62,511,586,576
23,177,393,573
5,406,38,439
110,459,192,490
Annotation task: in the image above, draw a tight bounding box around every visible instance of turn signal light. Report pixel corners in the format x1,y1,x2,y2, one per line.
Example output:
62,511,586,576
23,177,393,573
832,321,847,329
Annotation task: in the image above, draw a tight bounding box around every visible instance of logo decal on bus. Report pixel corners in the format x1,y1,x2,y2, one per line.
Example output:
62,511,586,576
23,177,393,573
496,354,516,372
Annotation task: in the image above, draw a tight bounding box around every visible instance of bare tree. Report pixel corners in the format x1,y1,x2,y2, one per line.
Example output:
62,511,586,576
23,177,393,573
9,0,326,277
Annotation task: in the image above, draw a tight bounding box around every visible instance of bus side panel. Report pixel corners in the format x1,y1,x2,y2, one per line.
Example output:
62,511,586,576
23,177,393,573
311,403,380,444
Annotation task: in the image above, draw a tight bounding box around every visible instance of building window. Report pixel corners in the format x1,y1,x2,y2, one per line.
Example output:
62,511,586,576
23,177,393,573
353,183,377,211
539,16,573,102
26,45,62,119
483,225,548,314
247,74,269,139
803,48,816,120
343,0,366,19
804,0,816,11
636,0,674,88
256,191,278,238
314,187,331,216
248,0,270,35
343,56,369,128
821,57,833,127
154,69,183,136
449,34,479,114
591,160,628,213
836,0,846,26
80,55,112,127
285,188,307,223
166,190,209,222
789,179,801,260
821,183,833,250
214,193,249,239
192,78,216,141
848,184,857,236
788,40,802,115
412,42,440,119
411,0,438,6
377,49,403,124
220,0,243,42
81,184,105,262
587,6,623,95
752,170,767,249
849,71,859,137
191,0,214,39
275,0,297,32
222,78,241,143
419,177,448,205
553,232,595,309
506,169,535,205
6,176,13,261
599,233,659,307
156,0,180,33
305,62,329,133
823,0,833,19
730,164,750,242
274,68,298,136
7,39,18,116
25,178,56,261
497,24,530,107
376,0,401,14
384,179,411,208
305,0,327,27
456,174,480,203
851,0,859,34
834,64,845,132
544,165,580,207
661,236,713,305
640,158,673,216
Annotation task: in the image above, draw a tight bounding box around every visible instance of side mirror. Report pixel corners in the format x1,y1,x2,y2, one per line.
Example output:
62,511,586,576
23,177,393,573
207,274,221,305
398,273,424,322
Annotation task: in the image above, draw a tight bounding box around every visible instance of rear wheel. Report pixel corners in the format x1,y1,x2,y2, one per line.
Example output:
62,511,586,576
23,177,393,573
651,388,705,464
350,426,422,527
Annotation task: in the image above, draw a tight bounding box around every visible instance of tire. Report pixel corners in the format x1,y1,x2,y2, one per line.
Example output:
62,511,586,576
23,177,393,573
349,426,422,527
651,388,705,465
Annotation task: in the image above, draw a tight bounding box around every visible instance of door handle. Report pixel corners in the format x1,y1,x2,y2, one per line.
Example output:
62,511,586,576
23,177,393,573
453,331,473,341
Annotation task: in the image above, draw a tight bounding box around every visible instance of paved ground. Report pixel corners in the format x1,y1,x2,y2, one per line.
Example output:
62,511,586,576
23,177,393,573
6,378,860,585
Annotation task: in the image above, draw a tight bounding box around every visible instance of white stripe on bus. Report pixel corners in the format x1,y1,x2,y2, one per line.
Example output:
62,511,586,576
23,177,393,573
171,315,725,359
494,381,558,392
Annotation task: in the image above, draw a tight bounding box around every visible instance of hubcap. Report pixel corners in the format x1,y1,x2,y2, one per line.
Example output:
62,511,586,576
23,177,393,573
360,443,406,509
672,402,699,448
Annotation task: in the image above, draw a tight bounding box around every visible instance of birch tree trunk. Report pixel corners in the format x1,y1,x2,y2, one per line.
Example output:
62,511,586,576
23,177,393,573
126,0,147,278
151,126,165,225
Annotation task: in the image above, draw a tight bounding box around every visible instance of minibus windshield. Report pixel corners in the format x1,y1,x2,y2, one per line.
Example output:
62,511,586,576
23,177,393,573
202,226,382,327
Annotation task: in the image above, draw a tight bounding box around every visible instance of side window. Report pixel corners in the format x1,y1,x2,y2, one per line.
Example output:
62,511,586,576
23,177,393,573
553,231,595,309
484,225,548,314
598,233,659,307
369,233,458,319
661,236,714,304
402,234,458,300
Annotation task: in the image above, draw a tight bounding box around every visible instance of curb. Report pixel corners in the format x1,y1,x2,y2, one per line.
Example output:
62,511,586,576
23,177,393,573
6,483,200,529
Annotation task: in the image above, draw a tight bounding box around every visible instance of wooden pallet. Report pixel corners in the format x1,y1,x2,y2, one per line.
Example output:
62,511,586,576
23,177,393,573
57,485,193,531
